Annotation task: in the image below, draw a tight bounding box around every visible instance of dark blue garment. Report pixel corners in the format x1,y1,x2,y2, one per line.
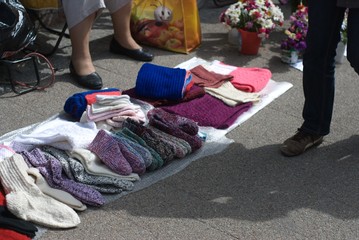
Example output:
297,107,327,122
299,0,359,135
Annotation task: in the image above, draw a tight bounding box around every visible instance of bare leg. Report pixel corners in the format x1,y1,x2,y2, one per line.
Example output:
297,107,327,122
111,1,141,50
69,12,96,75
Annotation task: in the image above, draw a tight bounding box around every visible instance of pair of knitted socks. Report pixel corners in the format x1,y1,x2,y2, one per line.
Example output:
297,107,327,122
0,154,80,228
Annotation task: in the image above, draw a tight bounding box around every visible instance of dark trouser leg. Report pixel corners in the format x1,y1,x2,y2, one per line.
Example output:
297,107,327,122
347,8,359,75
300,0,345,136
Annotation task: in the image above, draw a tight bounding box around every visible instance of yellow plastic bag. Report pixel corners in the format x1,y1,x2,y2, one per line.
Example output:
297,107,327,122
19,0,60,10
131,0,202,54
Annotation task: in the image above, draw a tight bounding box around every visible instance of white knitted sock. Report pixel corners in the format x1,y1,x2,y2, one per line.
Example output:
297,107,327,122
26,168,87,212
0,154,81,228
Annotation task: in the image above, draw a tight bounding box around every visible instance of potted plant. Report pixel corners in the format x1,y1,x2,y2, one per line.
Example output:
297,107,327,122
219,0,284,54
280,4,308,64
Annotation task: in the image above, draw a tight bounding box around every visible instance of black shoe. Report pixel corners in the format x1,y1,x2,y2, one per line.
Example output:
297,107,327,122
109,37,154,62
280,130,324,157
69,62,103,90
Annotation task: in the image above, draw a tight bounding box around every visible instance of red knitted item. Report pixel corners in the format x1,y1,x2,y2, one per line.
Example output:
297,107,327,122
229,67,272,93
0,229,30,240
85,91,121,105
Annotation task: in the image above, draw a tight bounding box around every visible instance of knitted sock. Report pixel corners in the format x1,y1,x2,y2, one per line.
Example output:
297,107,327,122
40,146,75,180
147,108,199,135
20,149,105,207
122,119,175,163
0,189,38,238
88,130,132,175
26,168,87,211
149,126,191,158
119,128,163,171
112,132,153,169
148,110,202,152
112,135,146,174
0,154,81,228
69,149,140,181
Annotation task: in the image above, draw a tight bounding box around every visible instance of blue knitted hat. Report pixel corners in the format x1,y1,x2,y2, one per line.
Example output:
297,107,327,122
135,63,187,101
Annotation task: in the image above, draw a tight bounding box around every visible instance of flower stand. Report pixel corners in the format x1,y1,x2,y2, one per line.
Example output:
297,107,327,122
280,49,300,64
238,29,261,55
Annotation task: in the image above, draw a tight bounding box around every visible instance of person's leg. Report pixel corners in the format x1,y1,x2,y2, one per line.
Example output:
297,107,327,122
300,1,345,136
280,0,345,156
109,1,140,50
346,8,359,75
106,0,154,61
68,13,96,76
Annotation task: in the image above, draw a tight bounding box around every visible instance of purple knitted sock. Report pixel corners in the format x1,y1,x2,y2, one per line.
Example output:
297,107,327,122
147,108,198,135
122,119,176,162
20,149,105,206
88,130,132,175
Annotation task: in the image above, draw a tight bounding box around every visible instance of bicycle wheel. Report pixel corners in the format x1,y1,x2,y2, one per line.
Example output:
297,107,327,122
213,0,237,7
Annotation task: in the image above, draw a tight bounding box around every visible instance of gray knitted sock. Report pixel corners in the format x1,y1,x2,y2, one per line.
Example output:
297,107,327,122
88,130,132,175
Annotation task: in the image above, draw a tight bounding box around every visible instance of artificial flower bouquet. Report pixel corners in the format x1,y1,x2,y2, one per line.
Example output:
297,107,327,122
219,0,284,39
280,4,308,63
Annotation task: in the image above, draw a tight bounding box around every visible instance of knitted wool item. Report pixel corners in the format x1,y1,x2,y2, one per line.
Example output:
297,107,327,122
0,144,15,161
41,146,134,193
229,67,272,93
64,88,121,120
41,146,75,180
148,126,191,159
88,129,132,175
112,132,153,168
111,134,147,174
205,81,261,106
135,63,187,100
0,189,38,238
69,149,140,181
26,168,87,211
190,64,233,88
160,93,253,129
147,108,199,135
122,119,176,162
20,149,105,207
91,95,132,114
119,128,163,171
0,154,81,228
123,84,206,107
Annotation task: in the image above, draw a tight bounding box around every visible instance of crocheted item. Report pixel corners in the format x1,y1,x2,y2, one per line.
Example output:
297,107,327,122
229,67,272,93
20,149,105,207
0,154,81,228
135,63,187,100
120,128,164,171
161,93,253,129
64,88,121,120
41,146,134,193
122,119,175,163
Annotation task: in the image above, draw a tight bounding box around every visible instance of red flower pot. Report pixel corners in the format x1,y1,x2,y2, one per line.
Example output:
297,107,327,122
238,29,261,55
